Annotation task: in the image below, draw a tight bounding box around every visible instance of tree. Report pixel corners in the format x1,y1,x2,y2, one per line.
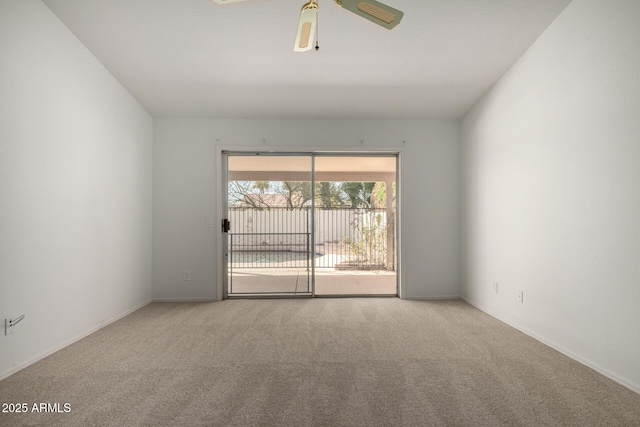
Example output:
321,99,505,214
341,182,376,208
275,181,311,210
371,182,396,209
315,182,344,208
228,181,270,209
253,181,270,194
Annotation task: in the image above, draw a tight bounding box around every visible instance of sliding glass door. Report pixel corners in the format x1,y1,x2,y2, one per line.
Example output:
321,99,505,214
224,154,312,296
222,152,398,298
313,156,397,296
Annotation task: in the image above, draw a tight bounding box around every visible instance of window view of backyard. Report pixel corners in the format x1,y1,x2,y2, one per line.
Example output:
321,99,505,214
226,155,397,296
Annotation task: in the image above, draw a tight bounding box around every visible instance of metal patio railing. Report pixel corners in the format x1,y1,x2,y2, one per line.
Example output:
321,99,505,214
228,207,392,270
228,232,311,269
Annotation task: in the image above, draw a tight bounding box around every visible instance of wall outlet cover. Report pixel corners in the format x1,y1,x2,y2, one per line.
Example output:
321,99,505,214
5,318,15,335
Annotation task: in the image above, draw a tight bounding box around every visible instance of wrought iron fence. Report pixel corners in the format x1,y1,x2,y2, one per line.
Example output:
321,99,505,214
228,207,393,270
229,232,311,269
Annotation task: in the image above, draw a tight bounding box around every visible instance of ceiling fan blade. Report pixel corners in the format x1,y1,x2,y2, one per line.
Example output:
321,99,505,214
335,0,403,30
212,0,251,4
294,1,318,52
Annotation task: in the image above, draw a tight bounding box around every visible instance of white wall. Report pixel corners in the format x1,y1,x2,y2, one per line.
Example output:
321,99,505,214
0,1,153,379
153,119,460,301
461,0,640,393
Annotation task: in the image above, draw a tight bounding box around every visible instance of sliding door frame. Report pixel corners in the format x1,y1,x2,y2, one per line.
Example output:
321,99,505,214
222,151,314,298
221,150,400,299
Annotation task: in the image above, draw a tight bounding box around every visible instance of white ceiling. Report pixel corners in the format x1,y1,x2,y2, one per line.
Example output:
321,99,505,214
42,0,571,119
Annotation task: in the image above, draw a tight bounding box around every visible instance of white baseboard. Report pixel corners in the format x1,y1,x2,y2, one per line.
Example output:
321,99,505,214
461,296,640,396
404,295,461,300
152,298,218,302
0,299,152,381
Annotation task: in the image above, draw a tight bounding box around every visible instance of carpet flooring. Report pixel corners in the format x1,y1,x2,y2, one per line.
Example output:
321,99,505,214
1,299,639,426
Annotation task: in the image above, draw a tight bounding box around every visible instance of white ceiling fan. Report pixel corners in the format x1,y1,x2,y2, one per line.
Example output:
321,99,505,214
212,0,404,52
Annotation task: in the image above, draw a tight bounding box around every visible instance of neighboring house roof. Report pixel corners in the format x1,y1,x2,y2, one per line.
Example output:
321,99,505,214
233,193,311,208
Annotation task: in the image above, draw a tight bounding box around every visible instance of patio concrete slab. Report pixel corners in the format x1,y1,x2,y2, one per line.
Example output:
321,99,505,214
229,268,396,296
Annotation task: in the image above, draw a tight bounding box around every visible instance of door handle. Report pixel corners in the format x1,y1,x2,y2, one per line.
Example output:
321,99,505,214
222,219,231,233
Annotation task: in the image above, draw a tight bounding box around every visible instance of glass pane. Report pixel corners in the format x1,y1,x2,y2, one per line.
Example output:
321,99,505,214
313,156,397,296
227,155,312,295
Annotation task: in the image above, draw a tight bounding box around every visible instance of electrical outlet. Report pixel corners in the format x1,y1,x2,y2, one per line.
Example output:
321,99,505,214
493,282,499,294
183,270,191,281
5,315,25,335
518,291,524,303
5,318,14,335
207,217,214,227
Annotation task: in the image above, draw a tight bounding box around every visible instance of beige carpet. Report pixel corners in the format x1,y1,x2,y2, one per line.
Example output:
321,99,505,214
1,299,639,426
